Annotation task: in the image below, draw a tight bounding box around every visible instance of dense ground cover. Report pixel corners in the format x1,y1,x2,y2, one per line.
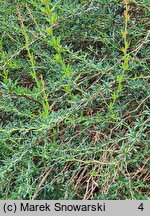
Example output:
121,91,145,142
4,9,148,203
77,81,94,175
0,0,149,199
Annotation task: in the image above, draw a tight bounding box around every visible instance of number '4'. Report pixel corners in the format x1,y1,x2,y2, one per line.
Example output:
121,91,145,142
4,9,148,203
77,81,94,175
138,203,144,211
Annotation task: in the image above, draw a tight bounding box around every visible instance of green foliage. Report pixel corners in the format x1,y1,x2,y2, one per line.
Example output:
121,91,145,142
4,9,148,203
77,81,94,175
0,0,149,200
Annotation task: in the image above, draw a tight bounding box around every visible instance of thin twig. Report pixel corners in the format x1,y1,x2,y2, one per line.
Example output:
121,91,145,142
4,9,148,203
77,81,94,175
33,166,54,200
